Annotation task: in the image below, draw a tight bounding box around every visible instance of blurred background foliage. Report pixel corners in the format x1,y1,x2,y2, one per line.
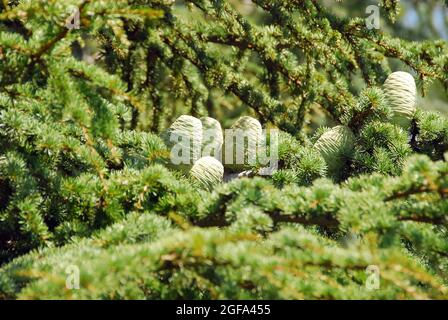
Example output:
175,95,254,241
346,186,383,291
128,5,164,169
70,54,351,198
320,0,448,115
165,0,448,126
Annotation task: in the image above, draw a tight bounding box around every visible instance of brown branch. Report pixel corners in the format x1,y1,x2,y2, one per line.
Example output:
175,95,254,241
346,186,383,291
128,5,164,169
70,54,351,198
385,182,448,202
348,104,376,130
161,32,273,124
269,212,340,228
195,210,340,228
30,28,69,62
398,215,447,225
30,0,91,62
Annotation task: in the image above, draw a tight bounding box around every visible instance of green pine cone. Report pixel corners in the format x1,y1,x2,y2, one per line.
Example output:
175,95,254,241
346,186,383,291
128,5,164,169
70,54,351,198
224,116,262,172
189,156,224,190
383,71,417,129
201,116,223,160
161,115,202,171
314,125,355,175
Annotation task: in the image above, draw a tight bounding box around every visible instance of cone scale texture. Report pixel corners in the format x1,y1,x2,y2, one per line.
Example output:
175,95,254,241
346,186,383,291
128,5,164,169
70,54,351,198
383,71,417,129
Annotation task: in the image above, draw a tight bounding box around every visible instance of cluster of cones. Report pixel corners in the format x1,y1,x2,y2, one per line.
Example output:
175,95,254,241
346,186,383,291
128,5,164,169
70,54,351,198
161,71,417,189
161,115,263,189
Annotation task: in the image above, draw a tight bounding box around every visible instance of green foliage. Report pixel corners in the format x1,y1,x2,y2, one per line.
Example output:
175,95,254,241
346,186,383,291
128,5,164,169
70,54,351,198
413,109,448,160
0,0,448,300
352,121,412,176
1,155,448,299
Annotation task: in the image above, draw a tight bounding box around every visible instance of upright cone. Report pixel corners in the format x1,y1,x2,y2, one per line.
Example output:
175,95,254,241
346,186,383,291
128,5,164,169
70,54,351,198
224,116,262,171
383,71,417,129
189,156,224,190
201,117,223,160
161,115,202,171
314,125,355,175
